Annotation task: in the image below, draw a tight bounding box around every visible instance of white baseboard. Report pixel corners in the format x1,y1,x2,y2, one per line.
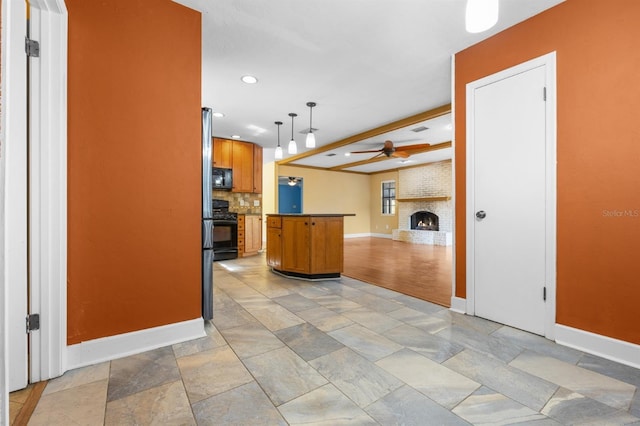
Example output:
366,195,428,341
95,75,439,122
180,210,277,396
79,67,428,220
343,233,393,239
555,324,640,369
450,297,467,314
66,318,206,371
370,233,392,239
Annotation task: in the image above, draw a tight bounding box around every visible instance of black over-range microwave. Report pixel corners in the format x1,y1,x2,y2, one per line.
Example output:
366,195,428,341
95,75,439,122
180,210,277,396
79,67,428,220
212,167,233,190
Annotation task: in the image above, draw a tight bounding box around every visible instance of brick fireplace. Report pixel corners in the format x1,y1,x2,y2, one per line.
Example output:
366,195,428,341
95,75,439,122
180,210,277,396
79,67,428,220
392,161,453,246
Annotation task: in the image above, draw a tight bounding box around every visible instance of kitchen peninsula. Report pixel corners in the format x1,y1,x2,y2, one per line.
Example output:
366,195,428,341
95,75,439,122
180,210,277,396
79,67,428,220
266,214,354,280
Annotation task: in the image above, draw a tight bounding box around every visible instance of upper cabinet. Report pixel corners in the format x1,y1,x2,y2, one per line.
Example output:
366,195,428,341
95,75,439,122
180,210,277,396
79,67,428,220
231,140,254,192
212,138,232,169
213,138,262,193
253,144,262,194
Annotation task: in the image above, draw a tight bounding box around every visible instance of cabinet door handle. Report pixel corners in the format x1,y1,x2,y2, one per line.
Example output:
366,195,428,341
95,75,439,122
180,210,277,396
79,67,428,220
312,222,315,225
304,222,308,225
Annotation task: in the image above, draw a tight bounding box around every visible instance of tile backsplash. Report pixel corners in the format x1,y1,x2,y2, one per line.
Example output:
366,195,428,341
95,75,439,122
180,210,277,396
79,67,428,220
212,190,262,214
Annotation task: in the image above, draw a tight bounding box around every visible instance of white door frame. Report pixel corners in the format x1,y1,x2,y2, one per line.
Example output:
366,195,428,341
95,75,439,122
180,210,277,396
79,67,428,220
465,52,557,339
28,0,68,382
3,0,29,399
3,0,67,400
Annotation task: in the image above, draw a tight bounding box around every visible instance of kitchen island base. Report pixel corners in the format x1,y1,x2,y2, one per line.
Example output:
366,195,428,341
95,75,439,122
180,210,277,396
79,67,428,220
271,268,340,281
266,214,352,279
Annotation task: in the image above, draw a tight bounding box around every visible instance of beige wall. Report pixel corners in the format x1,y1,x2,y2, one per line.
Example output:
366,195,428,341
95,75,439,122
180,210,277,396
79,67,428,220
262,161,276,243
277,166,370,235
369,171,398,235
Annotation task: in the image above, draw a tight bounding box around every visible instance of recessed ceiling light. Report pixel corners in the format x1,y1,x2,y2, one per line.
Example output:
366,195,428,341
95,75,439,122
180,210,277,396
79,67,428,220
212,112,225,118
399,159,413,164
231,135,241,139
241,75,258,84
445,123,453,130
344,152,351,157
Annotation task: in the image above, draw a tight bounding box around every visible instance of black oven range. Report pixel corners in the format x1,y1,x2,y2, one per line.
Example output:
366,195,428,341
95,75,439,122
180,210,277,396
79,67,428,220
212,199,238,261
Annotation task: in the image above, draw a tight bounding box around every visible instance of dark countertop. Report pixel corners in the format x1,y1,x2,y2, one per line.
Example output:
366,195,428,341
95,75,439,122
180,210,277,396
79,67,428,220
266,213,356,217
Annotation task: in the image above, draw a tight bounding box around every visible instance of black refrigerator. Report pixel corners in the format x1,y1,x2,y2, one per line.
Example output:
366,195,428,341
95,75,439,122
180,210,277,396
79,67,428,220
201,108,214,320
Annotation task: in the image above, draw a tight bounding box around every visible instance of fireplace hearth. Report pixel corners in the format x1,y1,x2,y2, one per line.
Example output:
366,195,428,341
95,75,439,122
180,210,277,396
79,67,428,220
411,211,439,231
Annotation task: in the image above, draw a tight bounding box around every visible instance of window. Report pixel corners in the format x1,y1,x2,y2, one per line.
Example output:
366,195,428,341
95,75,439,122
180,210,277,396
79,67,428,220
381,180,396,215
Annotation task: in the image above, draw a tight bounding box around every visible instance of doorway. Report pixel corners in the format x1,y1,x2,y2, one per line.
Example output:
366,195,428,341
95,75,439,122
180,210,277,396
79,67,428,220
466,52,557,338
278,176,303,213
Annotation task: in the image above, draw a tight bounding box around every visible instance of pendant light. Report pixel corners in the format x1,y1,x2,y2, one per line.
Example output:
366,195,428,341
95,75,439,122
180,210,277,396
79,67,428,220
465,0,499,33
288,113,298,154
274,121,283,160
305,102,316,148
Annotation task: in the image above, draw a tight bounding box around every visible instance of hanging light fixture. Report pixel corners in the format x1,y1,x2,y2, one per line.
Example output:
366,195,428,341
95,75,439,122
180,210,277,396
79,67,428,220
274,121,283,160
305,102,317,148
288,113,298,154
288,177,298,186
465,0,499,33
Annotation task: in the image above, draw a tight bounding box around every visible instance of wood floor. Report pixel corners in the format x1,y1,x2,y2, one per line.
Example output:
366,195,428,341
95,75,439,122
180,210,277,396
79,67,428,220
343,237,452,307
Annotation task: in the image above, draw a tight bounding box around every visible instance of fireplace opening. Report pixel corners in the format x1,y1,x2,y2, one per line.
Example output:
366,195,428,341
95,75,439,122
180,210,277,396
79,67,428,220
411,211,439,231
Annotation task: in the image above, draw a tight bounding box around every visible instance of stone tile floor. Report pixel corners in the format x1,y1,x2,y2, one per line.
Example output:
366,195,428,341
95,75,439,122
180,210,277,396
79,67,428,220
29,254,640,425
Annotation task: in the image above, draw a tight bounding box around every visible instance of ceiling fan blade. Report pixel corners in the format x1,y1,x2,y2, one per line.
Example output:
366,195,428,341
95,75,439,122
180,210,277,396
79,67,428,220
351,149,382,154
394,143,431,151
370,152,384,160
391,151,410,158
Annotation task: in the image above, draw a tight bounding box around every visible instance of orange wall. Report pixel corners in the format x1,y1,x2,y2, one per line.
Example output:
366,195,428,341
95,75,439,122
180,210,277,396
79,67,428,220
67,0,202,344
455,0,640,344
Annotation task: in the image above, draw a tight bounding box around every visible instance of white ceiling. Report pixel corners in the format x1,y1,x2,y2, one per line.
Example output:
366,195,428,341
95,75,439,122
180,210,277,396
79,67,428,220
175,0,564,173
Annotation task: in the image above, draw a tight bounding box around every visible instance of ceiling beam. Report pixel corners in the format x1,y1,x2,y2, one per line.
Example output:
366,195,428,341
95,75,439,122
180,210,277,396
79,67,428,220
329,141,452,171
277,103,451,165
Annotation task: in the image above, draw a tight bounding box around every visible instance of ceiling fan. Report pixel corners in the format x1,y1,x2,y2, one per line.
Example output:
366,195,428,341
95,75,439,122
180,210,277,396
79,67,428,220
350,140,431,159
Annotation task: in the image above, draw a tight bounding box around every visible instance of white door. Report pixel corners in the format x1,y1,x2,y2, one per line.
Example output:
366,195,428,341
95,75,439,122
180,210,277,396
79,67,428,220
467,54,556,336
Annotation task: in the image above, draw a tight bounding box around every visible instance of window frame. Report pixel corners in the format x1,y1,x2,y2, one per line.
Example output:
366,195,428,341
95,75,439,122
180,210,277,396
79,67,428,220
381,180,396,216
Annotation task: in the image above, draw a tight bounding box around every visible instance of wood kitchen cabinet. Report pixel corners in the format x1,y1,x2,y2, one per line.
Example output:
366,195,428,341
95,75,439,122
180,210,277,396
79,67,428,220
212,137,233,169
238,214,262,257
244,215,262,256
212,137,262,193
231,140,254,193
281,216,311,274
253,145,262,194
266,214,347,279
237,214,246,258
266,217,282,269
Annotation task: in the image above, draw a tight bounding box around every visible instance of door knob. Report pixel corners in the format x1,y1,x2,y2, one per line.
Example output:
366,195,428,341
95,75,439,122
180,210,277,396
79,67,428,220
476,210,486,219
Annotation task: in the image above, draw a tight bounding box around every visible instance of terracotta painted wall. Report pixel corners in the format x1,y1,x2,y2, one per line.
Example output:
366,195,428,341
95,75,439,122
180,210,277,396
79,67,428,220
67,0,201,344
455,0,640,344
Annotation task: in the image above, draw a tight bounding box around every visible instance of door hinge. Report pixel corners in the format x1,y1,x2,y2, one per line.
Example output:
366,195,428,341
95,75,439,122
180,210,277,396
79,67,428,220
26,314,40,333
25,37,40,57
543,286,547,301
543,87,547,101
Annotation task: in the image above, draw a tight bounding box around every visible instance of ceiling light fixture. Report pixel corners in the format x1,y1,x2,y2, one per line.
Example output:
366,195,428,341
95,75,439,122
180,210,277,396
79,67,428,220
288,177,297,186
231,135,241,139
305,102,316,148
465,0,499,33
274,121,283,160
344,152,351,157
212,112,225,118
288,113,298,155
241,75,258,84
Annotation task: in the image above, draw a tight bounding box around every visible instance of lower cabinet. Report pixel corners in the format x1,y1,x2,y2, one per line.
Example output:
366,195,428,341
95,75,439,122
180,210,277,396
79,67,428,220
266,227,282,269
281,217,311,274
238,214,262,257
245,215,262,256
237,215,245,258
266,215,344,278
